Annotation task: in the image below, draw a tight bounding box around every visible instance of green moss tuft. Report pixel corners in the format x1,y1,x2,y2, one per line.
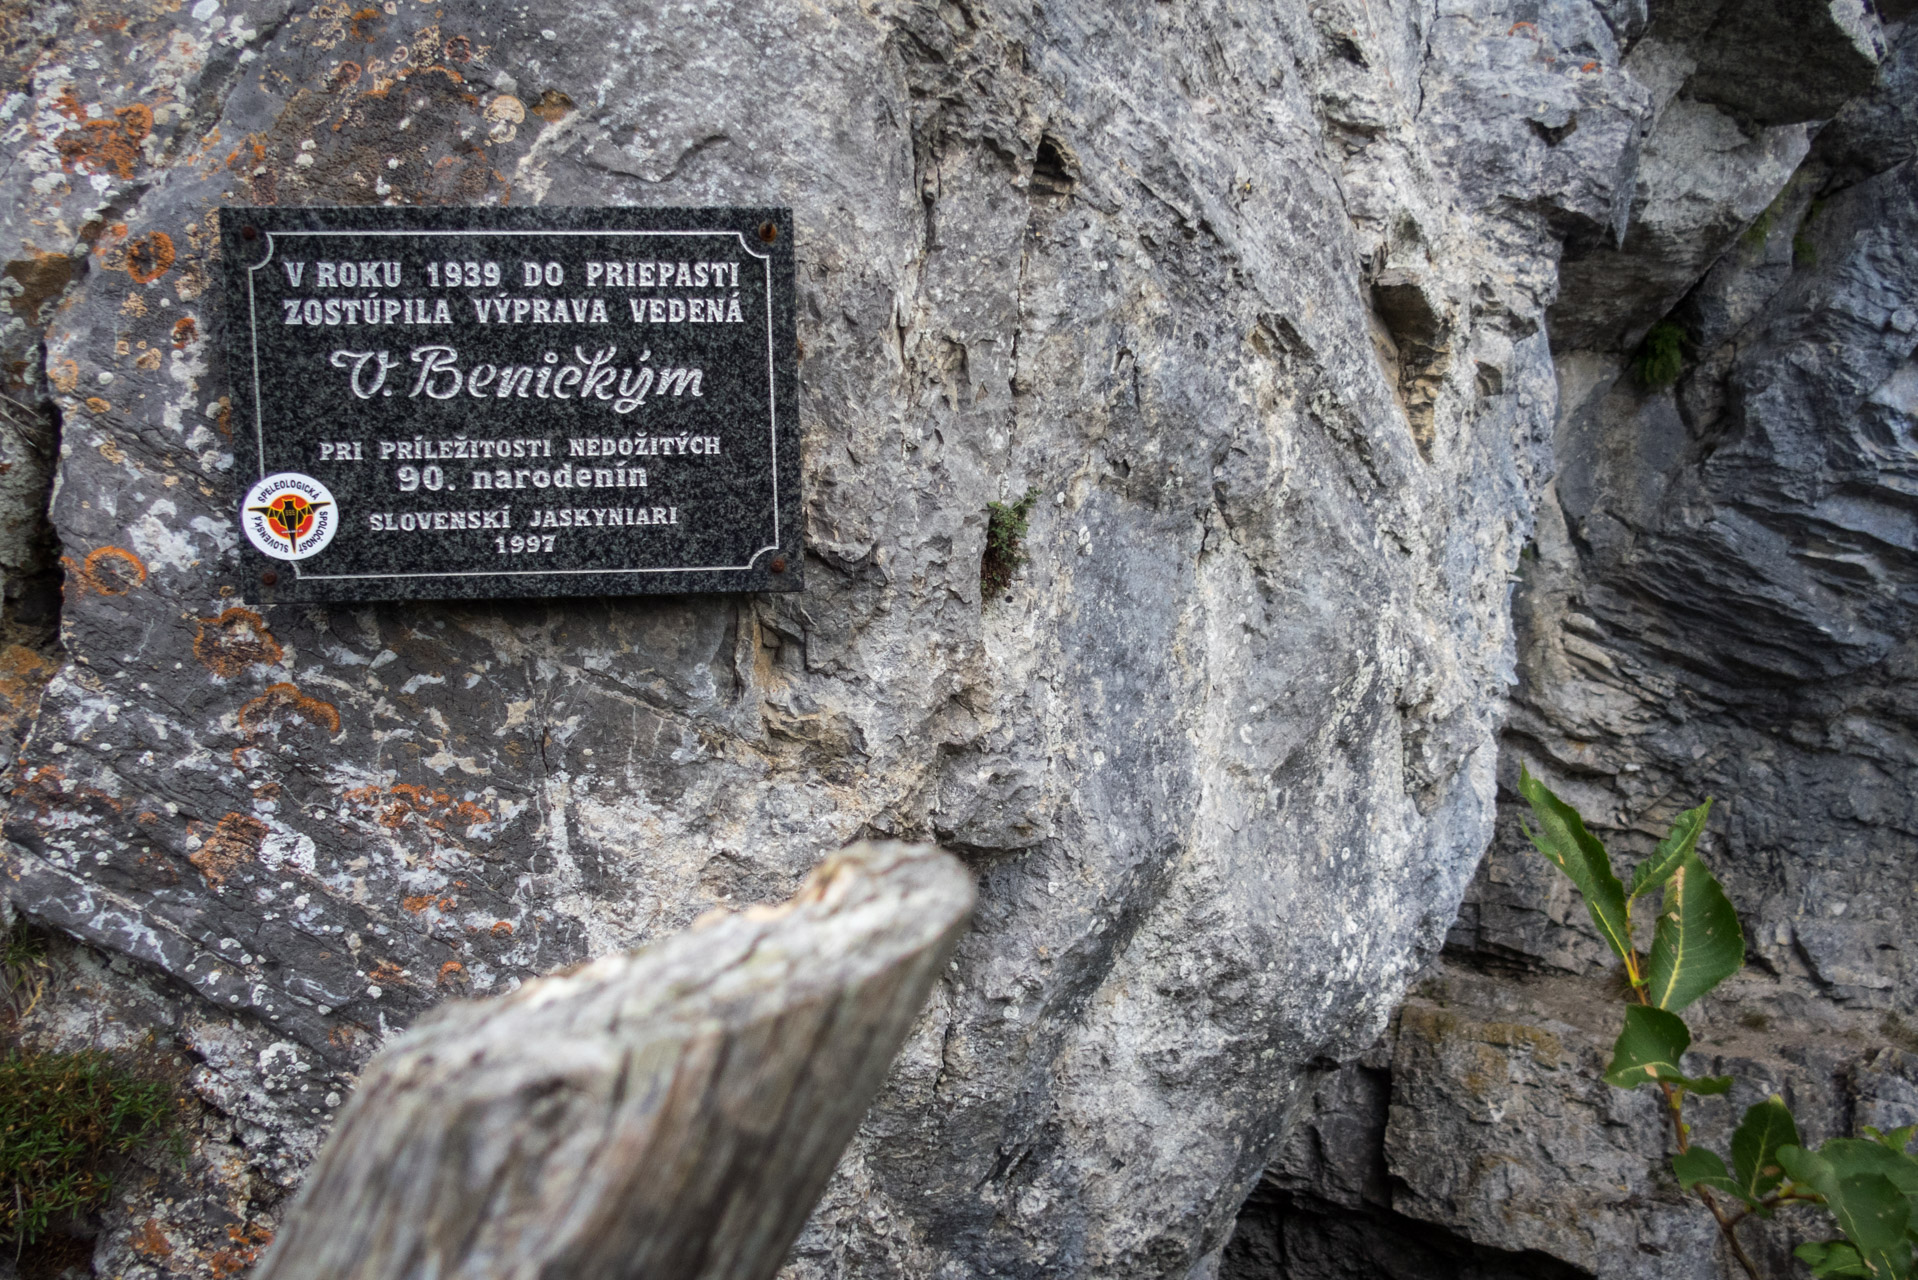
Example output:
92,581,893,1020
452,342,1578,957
0,1050,174,1247
1793,197,1827,268
981,487,1041,598
1632,320,1687,390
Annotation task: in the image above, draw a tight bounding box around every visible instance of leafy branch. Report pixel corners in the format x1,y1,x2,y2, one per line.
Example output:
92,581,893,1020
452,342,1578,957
1519,765,1918,1278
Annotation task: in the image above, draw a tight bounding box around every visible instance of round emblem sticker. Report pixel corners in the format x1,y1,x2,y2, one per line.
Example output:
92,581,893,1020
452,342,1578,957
242,473,338,562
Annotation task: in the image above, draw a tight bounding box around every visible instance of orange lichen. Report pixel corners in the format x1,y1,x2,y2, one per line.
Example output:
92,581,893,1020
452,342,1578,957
238,683,341,739
130,1218,173,1260
76,546,146,595
84,397,111,414
54,103,153,180
188,812,268,887
170,315,198,347
490,920,513,938
207,1223,272,1279
124,231,175,284
193,607,282,677
342,783,488,831
367,958,410,987
436,961,465,986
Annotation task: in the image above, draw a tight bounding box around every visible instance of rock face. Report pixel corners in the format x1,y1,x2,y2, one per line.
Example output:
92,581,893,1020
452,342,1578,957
0,1,1905,1279
1226,8,1918,1280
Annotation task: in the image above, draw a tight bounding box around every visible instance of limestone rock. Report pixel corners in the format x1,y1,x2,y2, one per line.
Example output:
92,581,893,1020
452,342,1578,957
1229,966,1910,1280
1241,12,1918,1280
0,0,1902,1277
1681,0,1886,127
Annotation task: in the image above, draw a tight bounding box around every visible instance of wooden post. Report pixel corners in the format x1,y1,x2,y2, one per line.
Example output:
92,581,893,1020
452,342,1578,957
252,841,974,1280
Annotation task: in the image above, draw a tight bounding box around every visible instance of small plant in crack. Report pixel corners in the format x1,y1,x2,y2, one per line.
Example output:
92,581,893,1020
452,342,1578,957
981,487,1040,598
1633,319,1687,390
1794,198,1828,268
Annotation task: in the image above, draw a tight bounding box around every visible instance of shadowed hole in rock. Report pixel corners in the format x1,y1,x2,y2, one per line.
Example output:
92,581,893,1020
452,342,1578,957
1031,135,1076,197
1329,33,1368,66
1221,1183,1597,1280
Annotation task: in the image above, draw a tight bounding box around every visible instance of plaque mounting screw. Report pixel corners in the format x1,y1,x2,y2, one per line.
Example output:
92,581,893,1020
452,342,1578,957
757,221,779,243
242,225,259,241
770,556,788,574
260,570,278,586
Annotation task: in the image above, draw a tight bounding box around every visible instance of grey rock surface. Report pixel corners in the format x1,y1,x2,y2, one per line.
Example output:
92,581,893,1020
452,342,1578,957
0,0,1904,1278
1231,10,1918,1280
1227,967,1915,1280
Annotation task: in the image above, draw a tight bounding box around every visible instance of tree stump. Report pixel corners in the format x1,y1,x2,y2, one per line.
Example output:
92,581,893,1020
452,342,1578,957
252,841,974,1280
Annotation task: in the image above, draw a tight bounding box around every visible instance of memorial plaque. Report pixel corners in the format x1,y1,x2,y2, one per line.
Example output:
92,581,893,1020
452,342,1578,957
221,206,799,601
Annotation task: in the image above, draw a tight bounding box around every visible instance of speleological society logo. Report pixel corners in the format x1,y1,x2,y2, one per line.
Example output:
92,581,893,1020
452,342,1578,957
242,473,337,561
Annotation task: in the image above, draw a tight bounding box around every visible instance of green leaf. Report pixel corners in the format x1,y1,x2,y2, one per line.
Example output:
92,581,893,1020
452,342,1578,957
1781,1146,1917,1279
1673,1147,1752,1203
1816,1139,1918,1187
1605,1004,1689,1088
1819,1139,1918,1234
1798,1240,1876,1279
1645,855,1744,1011
1602,1005,1728,1096
1732,1095,1800,1200
1834,1178,1914,1278
1518,765,1633,966
1865,1125,1918,1156
1629,798,1713,899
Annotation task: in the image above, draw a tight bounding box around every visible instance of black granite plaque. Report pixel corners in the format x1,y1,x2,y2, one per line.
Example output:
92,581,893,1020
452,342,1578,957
221,206,799,601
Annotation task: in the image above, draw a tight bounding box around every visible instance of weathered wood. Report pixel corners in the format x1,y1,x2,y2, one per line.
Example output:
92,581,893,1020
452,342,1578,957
252,842,973,1280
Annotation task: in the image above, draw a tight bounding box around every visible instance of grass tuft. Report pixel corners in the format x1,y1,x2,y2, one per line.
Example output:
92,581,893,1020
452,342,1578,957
0,1049,174,1248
